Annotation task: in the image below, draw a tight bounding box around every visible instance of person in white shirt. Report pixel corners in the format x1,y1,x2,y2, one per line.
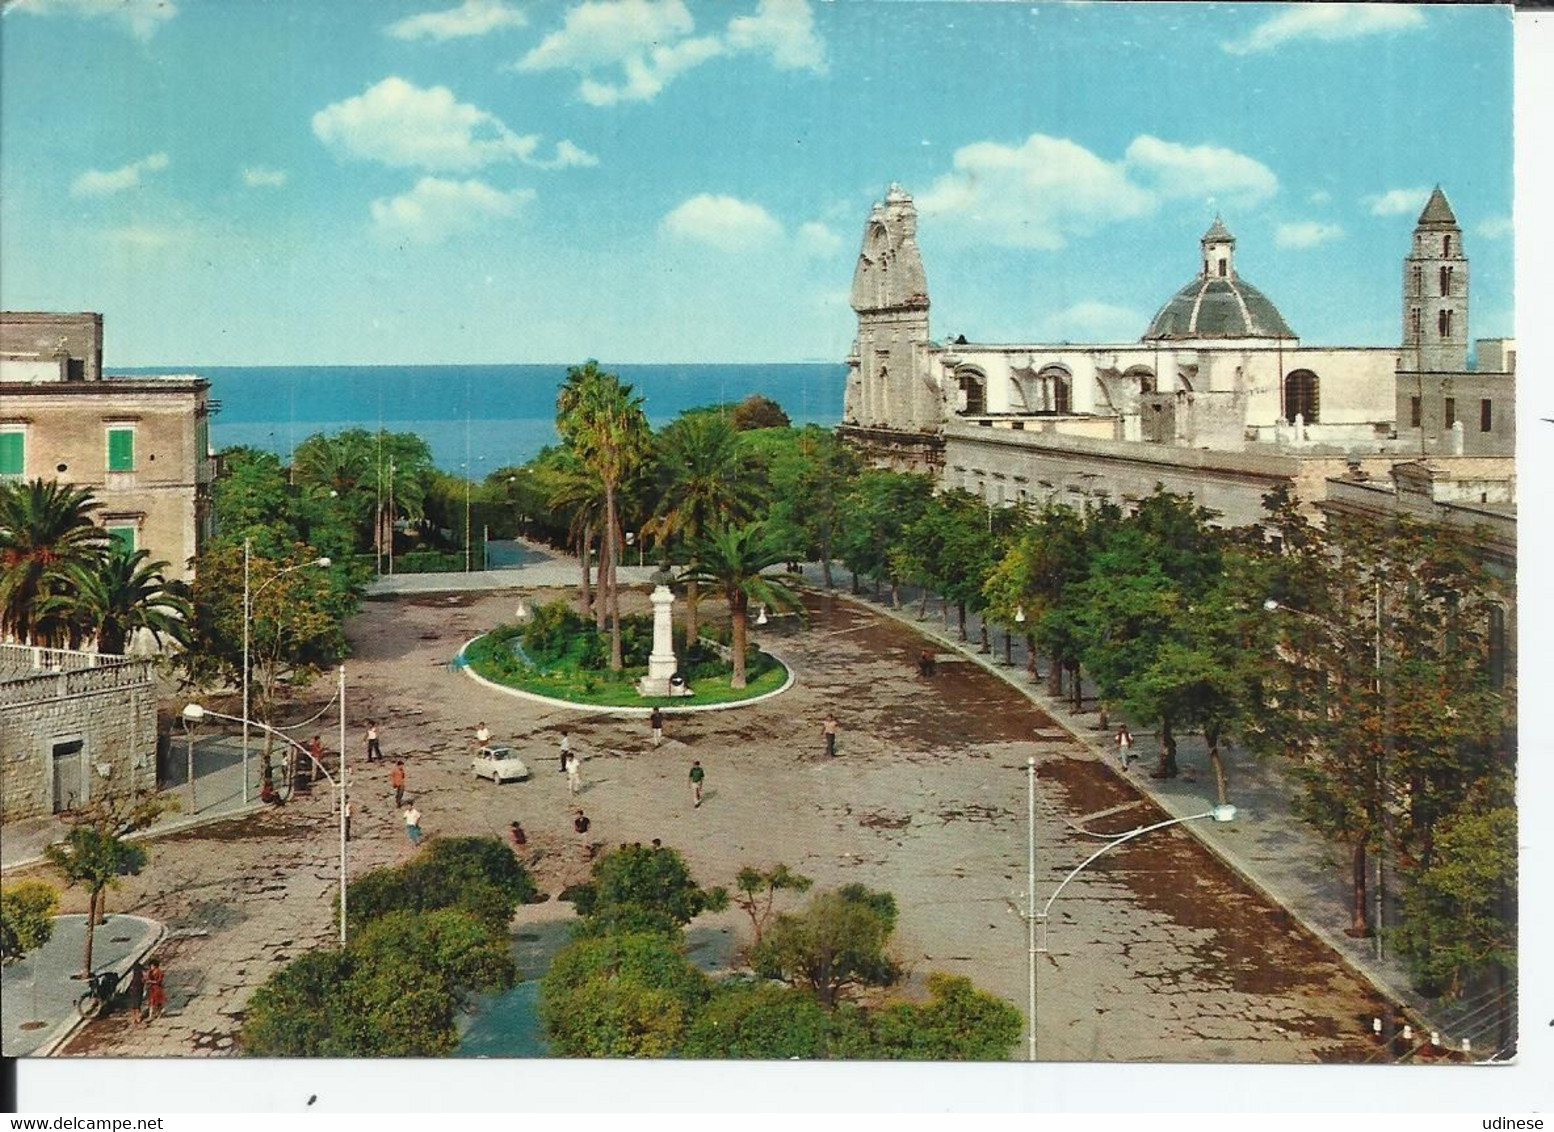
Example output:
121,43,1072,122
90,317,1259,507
565,751,582,796
404,805,422,845
475,721,491,751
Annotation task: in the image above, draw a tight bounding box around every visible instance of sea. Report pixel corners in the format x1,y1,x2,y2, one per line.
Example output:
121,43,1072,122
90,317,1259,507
114,363,849,473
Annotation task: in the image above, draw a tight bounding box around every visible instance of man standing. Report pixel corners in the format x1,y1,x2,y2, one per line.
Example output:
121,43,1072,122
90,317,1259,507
365,720,382,763
565,750,582,796
404,804,422,846
688,760,705,808
307,734,324,784
559,730,571,773
822,712,840,758
1115,725,1134,772
390,761,406,809
344,797,353,842
650,707,665,748
476,721,491,751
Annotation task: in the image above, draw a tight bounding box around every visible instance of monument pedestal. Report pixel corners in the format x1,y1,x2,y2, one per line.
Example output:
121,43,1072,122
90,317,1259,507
638,583,691,697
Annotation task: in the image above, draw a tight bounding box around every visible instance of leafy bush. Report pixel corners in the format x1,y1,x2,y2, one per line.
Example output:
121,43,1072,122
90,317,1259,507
569,843,729,938
678,982,835,1059
522,599,583,665
577,630,608,671
344,836,538,935
751,884,901,1007
865,973,1023,1060
539,933,711,1057
392,549,465,574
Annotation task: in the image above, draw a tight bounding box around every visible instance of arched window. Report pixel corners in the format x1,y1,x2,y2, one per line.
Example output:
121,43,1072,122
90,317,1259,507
955,367,986,414
1440,265,1453,296
1035,366,1073,414
1284,369,1320,424
1411,307,1422,338
1443,234,1453,256
1125,365,1156,394
1438,309,1453,338
1053,373,1071,413
1411,265,1423,295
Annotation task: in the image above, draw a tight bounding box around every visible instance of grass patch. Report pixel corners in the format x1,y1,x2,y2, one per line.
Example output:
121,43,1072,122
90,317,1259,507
463,611,789,708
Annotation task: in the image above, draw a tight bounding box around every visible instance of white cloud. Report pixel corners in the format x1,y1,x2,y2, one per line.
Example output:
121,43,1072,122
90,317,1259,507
1365,186,1432,217
661,193,782,252
1275,221,1344,249
1307,189,1332,205
99,225,177,251
70,152,169,198
519,0,823,106
1476,215,1513,240
313,77,593,171
525,140,600,170
1222,4,1424,55
241,166,289,188
1037,301,1145,343
6,0,175,40
726,0,825,71
386,0,527,41
796,221,843,257
370,177,534,244
917,132,1274,250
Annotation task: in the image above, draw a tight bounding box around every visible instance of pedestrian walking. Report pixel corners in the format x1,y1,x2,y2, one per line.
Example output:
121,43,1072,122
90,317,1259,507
573,809,590,834
145,960,167,1021
365,720,382,763
390,761,406,809
559,730,571,773
307,734,323,783
650,707,665,748
126,961,145,1025
565,751,582,796
509,820,527,848
476,720,491,751
822,712,840,758
404,804,422,846
1115,725,1134,771
688,760,705,807
344,797,353,842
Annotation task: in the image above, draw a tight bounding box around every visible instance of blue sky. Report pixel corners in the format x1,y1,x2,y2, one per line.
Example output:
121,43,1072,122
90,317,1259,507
0,0,1515,365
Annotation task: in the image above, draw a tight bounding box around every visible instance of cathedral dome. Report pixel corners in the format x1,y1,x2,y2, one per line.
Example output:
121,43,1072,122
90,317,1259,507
1143,218,1296,341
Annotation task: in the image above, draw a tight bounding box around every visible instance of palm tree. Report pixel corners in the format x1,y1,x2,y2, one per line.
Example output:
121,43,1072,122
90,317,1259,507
0,479,108,645
682,522,801,688
646,413,765,645
557,363,651,670
536,449,605,617
60,547,192,655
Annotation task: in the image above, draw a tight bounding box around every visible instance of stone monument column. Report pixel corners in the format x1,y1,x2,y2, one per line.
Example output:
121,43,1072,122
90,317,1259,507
638,564,685,697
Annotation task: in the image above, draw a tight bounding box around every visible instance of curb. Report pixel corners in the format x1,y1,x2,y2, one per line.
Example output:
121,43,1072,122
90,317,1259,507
819,584,1465,1054
455,635,797,716
30,915,167,1058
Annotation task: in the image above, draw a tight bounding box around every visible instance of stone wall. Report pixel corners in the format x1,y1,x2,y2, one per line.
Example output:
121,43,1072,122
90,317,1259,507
0,648,158,822
0,312,103,383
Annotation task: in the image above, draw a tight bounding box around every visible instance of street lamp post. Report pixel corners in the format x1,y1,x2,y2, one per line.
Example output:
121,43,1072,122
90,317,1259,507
243,540,330,805
183,661,348,945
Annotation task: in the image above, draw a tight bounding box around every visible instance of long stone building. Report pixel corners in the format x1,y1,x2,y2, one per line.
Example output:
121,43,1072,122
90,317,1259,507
1,311,214,580
838,185,1515,528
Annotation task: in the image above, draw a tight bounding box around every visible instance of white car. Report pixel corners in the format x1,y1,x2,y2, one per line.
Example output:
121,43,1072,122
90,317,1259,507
471,745,529,784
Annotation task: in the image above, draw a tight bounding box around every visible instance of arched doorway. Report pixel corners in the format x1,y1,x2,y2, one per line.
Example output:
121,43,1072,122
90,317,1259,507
1284,369,1320,423
955,367,986,414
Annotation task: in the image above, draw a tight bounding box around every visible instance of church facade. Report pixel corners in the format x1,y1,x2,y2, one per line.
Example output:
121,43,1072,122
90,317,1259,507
838,185,1514,528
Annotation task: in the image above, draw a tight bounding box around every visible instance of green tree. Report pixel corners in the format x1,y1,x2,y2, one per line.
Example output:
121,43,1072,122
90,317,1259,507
732,863,813,948
767,425,858,589
557,362,653,669
43,547,191,656
569,843,728,937
292,429,435,560
835,469,933,600
751,884,902,1008
539,932,711,1057
983,501,1094,696
681,522,801,688
1,880,59,965
866,972,1023,1060
0,478,108,646
239,949,359,1057
729,394,791,431
647,412,767,643
44,824,150,976
678,981,836,1059
345,836,538,935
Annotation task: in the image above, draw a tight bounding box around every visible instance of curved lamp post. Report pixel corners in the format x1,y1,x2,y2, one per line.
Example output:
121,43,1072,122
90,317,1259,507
1015,754,1236,1061
184,663,348,945
243,541,331,805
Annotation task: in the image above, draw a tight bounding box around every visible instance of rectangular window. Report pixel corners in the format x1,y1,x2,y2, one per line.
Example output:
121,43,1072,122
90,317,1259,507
107,427,135,471
1444,398,1456,428
0,430,23,475
1410,397,1422,428
107,525,137,553
1480,399,1492,432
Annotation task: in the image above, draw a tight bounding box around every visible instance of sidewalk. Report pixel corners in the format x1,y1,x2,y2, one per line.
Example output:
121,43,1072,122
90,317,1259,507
1,913,164,1057
2,735,266,871
791,564,1511,1059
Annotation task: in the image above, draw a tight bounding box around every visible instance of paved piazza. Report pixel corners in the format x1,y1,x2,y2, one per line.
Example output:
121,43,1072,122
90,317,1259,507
48,586,1387,1061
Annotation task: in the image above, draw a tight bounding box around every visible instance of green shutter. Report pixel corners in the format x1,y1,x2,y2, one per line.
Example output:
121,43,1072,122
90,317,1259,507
108,526,136,553
0,432,22,475
108,428,135,471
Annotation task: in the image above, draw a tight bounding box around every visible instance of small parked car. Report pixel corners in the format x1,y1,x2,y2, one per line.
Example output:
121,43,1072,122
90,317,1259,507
471,745,529,784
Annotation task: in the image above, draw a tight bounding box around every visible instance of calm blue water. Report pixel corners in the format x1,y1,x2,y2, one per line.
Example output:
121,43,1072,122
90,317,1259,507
114,363,848,472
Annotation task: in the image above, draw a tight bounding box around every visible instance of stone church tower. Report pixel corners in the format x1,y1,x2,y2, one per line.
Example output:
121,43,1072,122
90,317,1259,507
845,184,934,430
1401,186,1469,372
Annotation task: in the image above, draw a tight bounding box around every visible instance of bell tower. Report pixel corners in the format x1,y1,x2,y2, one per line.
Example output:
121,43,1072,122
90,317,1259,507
1401,186,1468,372
845,184,932,430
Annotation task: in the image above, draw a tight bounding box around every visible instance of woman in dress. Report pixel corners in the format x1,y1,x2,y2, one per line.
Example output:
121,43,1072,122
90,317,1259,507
145,960,167,1021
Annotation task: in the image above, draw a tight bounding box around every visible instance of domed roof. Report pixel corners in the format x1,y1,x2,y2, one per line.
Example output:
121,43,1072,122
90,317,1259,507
1143,217,1296,341
1144,276,1295,341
